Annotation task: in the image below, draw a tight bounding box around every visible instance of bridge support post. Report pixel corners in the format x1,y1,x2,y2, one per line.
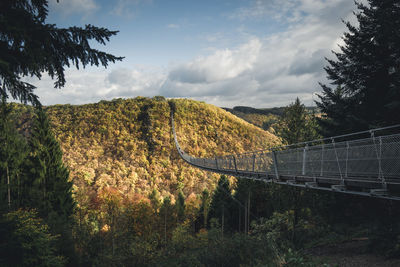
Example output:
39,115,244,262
371,132,386,190
345,141,349,177
320,144,324,176
252,153,256,172
233,155,238,173
215,157,219,170
302,144,308,176
272,151,279,180
332,138,344,185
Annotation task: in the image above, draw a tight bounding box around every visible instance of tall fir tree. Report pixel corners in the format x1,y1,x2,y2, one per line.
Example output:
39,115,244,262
23,107,75,225
176,190,185,223
317,0,400,136
159,196,175,244
22,107,76,262
275,98,319,144
0,98,27,211
233,178,257,234
0,0,123,105
208,175,233,233
198,189,210,229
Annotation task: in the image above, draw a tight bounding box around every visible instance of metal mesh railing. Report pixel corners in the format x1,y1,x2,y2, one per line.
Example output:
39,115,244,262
172,113,400,184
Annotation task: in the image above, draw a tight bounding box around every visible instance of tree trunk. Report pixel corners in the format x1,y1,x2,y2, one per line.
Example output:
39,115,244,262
164,211,167,245
17,172,20,208
112,216,115,258
244,201,247,234
292,190,299,244
7,165,10,210
246,190,251,234
221,205,224,239
238,205,241,232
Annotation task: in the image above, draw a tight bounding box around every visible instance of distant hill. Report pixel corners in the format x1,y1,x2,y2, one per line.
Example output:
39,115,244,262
12,97,281,203
223,106,319,129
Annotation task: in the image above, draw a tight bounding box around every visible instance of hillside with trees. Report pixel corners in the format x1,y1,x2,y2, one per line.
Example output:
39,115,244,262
223,106,318,130
43,97,280,203
2,97,287,265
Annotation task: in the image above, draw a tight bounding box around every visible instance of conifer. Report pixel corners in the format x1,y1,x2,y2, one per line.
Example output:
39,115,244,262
208,175,233,232
0,0,123,105
317,0,400,135
276,98,319,144
0,99,27,211
23,107,75,224
176,190,185,223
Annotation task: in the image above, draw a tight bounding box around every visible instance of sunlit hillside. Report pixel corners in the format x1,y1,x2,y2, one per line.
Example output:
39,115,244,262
38,97,281,203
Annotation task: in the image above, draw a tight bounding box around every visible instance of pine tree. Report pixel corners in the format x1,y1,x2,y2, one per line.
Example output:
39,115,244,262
199,189,210,229
208,175,233,233
149,188,161,214
316,85,354,137
23,107,75,224
0,98,27,211
0,0,123,105
21,107,76,262
159,196,175,244
275,98,319,144
317,0,400,135
176,190,185,223
233,178,256,234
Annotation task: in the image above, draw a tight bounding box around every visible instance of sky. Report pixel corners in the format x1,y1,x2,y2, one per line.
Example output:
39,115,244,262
29,0,360,108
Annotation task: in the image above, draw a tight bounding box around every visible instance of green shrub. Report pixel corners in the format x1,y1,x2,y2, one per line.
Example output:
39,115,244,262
0,209,65,267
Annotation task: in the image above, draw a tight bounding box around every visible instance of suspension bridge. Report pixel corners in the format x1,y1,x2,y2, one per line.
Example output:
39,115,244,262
171,113,400,200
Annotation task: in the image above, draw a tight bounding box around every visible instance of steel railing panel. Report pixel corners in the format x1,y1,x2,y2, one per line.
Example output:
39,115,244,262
172,112,400,186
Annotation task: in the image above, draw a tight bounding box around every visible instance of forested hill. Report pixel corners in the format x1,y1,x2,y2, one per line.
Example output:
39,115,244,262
223,105,319,130
15,97,280,203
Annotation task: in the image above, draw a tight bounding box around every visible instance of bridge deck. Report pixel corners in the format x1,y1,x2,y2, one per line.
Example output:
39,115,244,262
171,113,400,200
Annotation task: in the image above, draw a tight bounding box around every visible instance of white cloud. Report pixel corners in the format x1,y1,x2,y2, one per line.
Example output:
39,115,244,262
160,0,356,107
111,0,153,18
168,39,261,84
34,0,358,108
105,68,166,98
167,24,180,29
29,67,166,105
49,0,98,16
230,0,348,23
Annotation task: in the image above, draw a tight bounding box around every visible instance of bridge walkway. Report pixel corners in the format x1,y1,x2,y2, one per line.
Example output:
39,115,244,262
171,113,400,200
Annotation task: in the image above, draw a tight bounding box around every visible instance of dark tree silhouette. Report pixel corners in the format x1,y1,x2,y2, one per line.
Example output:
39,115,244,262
317,0,400,136
0,0,123,105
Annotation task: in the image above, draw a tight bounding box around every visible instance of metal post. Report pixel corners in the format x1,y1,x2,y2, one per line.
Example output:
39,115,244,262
372,132,386,189
252,153,256,172
262,152,269,179
345,141,349,177
215,157,219,170
233,155,238,173
302,144,308,175
272,151,279,180
320,144,324,176
379,136,386,189
331,138,344,183
377,136,383,179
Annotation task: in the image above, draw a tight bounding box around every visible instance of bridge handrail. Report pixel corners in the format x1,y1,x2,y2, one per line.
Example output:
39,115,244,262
171,111,400,200
271,124,400,150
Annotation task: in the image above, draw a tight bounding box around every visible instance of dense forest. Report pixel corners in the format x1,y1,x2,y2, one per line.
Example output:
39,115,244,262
2,98,399,266
2,97,295,266
45,97,280,201
223,106,318,130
